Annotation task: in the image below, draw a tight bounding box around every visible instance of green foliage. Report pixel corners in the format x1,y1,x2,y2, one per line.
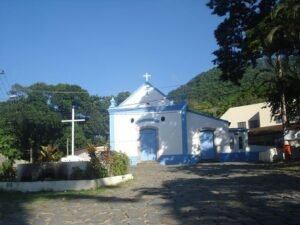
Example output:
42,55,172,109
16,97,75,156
38,145,63,162
207,0,300,121
0,160,16,181
109,151,130,176
85,151,129,179
0,127,21,162
168,67,268,117
0,83,130,161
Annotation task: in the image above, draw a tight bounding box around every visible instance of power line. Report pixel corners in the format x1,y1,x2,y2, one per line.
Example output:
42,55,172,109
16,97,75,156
16,88,89,94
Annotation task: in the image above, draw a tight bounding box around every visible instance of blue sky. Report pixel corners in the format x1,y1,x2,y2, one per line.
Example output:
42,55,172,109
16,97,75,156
0,0,221,98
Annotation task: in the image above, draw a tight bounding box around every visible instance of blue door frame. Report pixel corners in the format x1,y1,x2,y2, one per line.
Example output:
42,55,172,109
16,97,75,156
200,130,216,160
140,128,158,161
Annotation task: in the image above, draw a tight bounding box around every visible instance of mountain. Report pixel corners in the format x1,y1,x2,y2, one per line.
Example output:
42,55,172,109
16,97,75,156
168,67,271,117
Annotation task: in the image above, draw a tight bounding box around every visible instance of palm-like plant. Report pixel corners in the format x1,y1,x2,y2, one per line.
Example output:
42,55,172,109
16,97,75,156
38,145,62,162
87,143,96,158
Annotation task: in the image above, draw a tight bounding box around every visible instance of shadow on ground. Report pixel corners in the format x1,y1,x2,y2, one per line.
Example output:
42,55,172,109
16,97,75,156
134,162,300,225
1,162,300,225
0,185,136,225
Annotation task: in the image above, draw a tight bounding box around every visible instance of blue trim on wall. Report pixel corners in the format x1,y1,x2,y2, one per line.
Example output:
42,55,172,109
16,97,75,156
109,102,187,114
187,109,230,124
136,118,160,124
109,114,116,150
159,155,200,165
218,152,259,162
181,105,188,156
129,156,138,166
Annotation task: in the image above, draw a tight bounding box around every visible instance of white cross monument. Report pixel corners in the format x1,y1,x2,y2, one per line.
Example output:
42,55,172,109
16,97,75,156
61,107,85,161
144,72,151,82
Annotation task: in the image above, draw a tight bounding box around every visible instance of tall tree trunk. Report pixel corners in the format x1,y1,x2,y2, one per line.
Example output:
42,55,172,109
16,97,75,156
277,55,288,144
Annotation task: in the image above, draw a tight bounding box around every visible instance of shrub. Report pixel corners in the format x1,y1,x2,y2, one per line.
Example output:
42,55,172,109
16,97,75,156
0,160,16,181
85,151,130,178
110,151,130,176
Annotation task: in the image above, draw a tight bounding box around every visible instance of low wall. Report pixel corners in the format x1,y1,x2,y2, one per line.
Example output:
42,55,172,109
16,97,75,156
218,145,277,162
17,161,89,181
259,148,284,162
0,174,133,192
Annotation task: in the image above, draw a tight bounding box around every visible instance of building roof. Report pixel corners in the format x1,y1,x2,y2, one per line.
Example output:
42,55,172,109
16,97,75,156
109,82,229,124
117,82,170,109
249,123,300,136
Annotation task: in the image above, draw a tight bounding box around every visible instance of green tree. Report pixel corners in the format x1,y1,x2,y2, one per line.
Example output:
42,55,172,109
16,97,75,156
207,0,300,139
1,82,129,160
0,126,21,162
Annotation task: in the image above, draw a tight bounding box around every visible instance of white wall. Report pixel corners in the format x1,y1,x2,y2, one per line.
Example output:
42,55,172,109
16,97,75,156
187,112,231,155
111,110,183,160
228,130,249,153
221,102,278,128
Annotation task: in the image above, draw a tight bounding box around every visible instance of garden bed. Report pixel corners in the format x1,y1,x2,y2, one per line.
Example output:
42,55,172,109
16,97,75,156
0,173,133,192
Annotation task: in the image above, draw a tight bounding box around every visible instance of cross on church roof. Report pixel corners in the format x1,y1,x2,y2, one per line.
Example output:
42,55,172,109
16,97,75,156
143,72,151,82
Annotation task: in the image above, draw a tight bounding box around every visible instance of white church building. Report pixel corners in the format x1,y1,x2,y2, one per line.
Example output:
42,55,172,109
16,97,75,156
108,77,250,165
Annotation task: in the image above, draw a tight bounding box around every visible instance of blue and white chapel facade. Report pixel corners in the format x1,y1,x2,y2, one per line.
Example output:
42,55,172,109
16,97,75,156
108,76,250,165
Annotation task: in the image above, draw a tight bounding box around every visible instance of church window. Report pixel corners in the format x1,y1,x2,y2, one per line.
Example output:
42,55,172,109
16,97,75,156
238,136,244,150
230,137,234,150
237,122,246,128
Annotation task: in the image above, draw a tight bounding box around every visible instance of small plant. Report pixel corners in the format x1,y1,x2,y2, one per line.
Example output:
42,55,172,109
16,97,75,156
87,143,96,159
38,145,63,162
0,160,16,181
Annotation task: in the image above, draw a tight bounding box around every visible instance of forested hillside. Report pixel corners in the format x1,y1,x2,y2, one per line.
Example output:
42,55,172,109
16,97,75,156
168,67,272,117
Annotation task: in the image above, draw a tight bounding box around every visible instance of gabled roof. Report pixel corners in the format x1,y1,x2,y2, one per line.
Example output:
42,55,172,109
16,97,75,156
117,82,170,109
187,109,230,125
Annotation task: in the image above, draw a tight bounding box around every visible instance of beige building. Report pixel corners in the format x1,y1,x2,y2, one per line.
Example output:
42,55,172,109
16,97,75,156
221,102,280,129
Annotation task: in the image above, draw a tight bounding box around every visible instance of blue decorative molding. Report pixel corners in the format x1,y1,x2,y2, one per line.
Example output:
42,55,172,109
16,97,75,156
136,118,160,124
159,155,200,165
181,104,188,156
129,156,138,166
108,102,187,114
218,152,259,162
109,114,116,150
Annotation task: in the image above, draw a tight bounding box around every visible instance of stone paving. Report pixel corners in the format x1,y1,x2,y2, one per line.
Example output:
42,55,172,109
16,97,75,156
1,162,300,225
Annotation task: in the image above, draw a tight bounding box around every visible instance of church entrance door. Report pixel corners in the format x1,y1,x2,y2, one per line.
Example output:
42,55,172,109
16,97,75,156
140,128,157,161
200,130,216,160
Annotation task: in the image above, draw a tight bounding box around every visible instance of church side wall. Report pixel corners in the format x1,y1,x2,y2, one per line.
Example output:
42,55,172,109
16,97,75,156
186,112,231,158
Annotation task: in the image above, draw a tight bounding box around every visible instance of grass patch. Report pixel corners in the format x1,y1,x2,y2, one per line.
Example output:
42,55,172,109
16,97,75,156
283,166,300,171
272,161,300,171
